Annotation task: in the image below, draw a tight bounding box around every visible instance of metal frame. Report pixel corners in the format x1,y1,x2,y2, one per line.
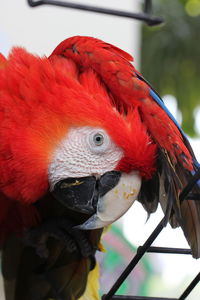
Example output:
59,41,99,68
102,169,200,299
27,0,164,26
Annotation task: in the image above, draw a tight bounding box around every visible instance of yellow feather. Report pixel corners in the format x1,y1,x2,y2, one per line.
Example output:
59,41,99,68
78,263,100,300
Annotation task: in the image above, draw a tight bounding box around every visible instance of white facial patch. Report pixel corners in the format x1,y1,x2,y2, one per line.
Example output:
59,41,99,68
48,126,123,190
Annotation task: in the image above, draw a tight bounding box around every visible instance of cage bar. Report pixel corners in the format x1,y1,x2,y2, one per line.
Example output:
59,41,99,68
27,0,164,26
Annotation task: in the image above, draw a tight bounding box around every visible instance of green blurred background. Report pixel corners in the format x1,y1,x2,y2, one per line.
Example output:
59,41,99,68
141,0,200,136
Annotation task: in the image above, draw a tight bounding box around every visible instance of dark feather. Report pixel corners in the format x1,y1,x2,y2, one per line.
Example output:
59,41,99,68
2,193,102,300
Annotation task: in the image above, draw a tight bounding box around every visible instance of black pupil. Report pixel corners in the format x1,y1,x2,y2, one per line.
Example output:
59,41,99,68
96,136,101,142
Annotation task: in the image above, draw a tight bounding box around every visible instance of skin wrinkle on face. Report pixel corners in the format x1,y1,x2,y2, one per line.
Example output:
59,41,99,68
48,126,123,190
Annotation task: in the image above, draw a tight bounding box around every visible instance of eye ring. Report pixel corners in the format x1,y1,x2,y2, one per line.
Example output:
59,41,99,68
88,129,110,153
93,133,104,146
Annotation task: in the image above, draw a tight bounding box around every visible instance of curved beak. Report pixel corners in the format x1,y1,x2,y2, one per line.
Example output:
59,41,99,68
51,171,121,214
52,171,141,230
76,171,141,230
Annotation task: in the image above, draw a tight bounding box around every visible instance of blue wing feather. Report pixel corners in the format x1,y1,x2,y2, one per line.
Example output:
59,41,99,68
136,72,200,170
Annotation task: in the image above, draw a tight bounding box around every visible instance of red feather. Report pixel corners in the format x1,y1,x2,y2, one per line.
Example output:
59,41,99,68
51,36,193,171
0,46,156,236
51,36,200,258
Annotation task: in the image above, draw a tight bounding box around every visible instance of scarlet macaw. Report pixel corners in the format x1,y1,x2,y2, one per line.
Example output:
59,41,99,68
0,36,199,300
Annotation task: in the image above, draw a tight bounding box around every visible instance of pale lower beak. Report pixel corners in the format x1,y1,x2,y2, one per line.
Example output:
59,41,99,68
76,171,141,230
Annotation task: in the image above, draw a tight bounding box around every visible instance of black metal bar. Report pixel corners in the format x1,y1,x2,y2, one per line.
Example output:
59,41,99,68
104,296,177,300
27,0,164,26
103,171,200,299
145,246,192,255
102,219,166,300
178,272,200,300
144,0,152,14
179,168,200,202
186,193,200,200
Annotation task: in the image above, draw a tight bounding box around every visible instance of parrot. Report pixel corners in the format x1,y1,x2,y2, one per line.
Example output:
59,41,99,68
0,35,199,300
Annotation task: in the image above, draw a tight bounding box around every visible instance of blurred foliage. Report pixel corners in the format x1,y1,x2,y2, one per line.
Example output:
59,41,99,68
141,0,200,136
99,225,156,296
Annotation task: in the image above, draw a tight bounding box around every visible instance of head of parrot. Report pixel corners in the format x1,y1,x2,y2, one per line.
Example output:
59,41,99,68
0,46,157,229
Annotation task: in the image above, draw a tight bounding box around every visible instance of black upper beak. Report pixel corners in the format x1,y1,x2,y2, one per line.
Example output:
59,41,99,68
52,171,121,214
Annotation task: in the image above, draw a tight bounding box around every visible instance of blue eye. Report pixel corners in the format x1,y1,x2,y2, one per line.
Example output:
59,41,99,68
93,133,104,146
